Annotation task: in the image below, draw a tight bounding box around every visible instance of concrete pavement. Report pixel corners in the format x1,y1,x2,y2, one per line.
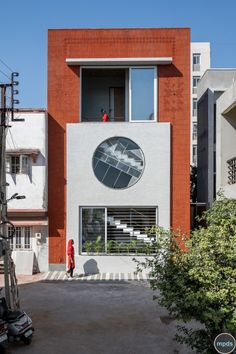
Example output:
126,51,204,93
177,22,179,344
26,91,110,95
0,275,195,354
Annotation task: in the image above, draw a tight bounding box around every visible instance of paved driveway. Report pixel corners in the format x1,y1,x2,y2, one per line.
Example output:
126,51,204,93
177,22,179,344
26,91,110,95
3,277,194,354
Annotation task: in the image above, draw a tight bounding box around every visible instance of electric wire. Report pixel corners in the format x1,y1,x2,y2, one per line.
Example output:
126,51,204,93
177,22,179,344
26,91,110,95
0,69,11,80
0,58,14,73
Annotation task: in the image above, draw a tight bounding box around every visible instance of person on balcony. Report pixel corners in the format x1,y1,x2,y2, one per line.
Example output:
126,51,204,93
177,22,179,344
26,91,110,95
101,109,109,122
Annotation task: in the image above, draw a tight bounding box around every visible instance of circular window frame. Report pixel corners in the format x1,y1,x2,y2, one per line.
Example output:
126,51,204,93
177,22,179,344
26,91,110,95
92,136,145,190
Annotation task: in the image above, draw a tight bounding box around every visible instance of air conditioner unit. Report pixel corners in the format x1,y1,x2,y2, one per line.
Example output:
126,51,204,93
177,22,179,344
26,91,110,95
35,233,41,240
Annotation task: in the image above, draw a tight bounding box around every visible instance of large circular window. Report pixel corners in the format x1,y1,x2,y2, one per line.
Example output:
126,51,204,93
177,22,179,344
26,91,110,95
92,137,145,189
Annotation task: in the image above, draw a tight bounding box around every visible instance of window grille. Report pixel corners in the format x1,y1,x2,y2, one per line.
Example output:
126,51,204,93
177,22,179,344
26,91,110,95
6,155,30,174
227,157,236,184
8,226,32,250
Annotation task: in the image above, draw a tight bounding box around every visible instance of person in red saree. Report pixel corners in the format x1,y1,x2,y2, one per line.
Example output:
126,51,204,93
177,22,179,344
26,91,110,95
66,239,75,278
101,109,109,122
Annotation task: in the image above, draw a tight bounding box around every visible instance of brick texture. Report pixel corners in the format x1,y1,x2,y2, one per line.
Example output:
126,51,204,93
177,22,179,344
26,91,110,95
48,28,190,264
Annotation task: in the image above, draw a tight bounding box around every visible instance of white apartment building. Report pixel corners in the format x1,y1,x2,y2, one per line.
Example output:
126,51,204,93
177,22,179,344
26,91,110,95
191,42,211,166
6,109,48,274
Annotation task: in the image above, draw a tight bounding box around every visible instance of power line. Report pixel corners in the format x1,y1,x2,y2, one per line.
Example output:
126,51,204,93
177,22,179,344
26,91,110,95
0,69,11,80
0,58,14,73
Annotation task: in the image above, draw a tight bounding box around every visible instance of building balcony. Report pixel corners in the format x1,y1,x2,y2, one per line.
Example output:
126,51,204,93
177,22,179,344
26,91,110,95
81,67,157,123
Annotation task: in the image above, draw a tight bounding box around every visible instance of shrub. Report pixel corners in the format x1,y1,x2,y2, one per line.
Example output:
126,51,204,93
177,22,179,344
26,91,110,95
135,196,236,353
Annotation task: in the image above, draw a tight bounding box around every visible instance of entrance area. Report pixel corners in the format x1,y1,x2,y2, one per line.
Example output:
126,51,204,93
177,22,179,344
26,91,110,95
81,207,157,254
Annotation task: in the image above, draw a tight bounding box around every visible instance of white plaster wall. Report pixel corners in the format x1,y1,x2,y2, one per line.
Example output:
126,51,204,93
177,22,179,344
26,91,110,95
11,225,48,275
6,111,47,210
216,82,236,198
75,255,150,275
191,43,211,77
190,42,210,165
31,225,49,273
67,122,170,264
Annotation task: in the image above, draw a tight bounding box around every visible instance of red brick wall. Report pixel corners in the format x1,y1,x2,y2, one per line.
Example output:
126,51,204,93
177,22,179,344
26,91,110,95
48,28,190,264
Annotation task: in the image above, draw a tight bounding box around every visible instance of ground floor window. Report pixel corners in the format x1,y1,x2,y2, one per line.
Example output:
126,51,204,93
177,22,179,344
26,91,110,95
81,207,157,254
8,226,32,250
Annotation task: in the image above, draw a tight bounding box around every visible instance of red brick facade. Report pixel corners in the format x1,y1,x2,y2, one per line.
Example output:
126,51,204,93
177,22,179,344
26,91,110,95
48,28,190,265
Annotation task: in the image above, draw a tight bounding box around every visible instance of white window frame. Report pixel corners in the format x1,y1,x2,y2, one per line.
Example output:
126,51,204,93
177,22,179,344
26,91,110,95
193,53,201,72
192,76,200,94
6,154,30,175
8,226,32,250
80,66,157,123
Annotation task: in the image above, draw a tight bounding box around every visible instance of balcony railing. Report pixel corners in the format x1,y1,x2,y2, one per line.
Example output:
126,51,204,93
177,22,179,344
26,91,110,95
227,157,236,184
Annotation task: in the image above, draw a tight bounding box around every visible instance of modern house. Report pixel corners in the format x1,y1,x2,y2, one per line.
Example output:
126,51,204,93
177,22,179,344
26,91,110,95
190,42,210,166
6,109,48,274
197,69,236,207
48,28,190,273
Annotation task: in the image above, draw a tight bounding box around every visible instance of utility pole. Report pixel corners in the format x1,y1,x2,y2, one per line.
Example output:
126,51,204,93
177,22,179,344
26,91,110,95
0,72,23,309
0,83,11,307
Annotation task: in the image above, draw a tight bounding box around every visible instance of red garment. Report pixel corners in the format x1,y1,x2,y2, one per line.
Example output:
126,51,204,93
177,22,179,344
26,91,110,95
102,112,109,122
67,239,75,270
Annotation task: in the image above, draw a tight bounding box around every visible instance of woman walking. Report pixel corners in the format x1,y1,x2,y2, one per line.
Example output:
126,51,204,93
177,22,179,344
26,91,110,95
66,239,75,279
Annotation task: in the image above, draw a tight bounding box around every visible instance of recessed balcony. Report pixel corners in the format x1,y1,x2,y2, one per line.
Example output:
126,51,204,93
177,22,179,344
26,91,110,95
81,67,157,123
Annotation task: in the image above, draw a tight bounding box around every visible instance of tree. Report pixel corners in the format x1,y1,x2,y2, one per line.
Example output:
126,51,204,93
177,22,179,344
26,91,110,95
136,195,236,353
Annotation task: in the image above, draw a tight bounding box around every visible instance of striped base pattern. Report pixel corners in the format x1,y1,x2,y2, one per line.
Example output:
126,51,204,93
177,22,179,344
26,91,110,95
41,271,151,282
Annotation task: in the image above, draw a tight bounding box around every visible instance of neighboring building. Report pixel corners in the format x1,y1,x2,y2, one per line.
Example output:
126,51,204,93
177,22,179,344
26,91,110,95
197,69,236,208
216,81,236,199
48,28,190,273
6,109,48,274
190,42,210,166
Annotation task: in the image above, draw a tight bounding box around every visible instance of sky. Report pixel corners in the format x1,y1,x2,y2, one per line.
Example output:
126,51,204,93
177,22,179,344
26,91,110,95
1,0,236,108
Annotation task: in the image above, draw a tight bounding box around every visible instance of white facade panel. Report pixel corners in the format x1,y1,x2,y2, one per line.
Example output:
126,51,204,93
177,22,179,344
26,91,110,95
66,122,171,258
216,82,236,199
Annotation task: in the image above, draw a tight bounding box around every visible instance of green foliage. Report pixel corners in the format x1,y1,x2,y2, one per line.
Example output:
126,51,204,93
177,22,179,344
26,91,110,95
107,240,115,254
135,195,236,353
94,235,103,254
84,240,93,254
130,240,138,254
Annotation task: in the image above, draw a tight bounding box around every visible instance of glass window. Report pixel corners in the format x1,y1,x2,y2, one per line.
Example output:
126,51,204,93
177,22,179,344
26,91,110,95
21,156,29,174
81,208,105,253
11,156,20,174
193,54,200,65
81,67,156,123
24,227,31,249
92,137,145,189
7,226,32,250
192,76,200,94
192,123,197,141
130,68,155,121
15,227,22,249
81,207,157,254
192,98,197,116
193,54,201,72
6,155,30,174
